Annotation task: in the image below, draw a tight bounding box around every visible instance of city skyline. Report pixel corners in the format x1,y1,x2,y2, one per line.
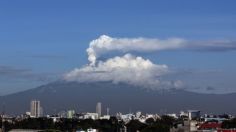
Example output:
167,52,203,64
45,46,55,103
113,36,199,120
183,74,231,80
0,1,236,131
2,99,236,132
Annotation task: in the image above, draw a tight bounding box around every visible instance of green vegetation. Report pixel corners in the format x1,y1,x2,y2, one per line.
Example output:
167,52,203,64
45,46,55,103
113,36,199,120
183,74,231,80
222,118,236,129
0,115,178,132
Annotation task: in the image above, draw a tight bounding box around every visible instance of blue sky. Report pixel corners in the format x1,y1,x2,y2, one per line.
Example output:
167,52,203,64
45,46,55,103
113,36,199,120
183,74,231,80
0,0,236,95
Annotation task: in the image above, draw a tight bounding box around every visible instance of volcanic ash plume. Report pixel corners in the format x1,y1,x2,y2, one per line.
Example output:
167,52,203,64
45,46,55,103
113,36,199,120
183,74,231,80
86,35,236,66
86,35,186,66
65,35,236,89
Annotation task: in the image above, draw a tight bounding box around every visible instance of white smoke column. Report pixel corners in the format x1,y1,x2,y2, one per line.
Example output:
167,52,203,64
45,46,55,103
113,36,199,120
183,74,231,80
86,35,236,65
86,35,113,66
86,35,186,65
65,35,235,89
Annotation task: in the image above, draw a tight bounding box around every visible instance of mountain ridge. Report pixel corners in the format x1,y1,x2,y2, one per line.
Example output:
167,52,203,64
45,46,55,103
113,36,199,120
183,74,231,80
0,81,236,115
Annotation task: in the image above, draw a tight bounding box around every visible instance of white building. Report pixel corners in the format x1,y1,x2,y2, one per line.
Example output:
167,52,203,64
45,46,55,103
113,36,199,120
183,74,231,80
96,102,102,118
119,113,135,123
87,129,97,132
30,100,42,118
100,115,110,120
67,110,75,119
76,129,97,132
84,113,99,120
136,111,142,118
167,113,178,119
180,111,188,117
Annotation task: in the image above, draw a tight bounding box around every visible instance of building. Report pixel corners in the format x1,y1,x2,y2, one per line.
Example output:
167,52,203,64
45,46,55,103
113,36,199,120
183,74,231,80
30,100,42,118
67,110,75,119
100,115,110,120
198,121,222,131
84,113,99,120
136,111,142,118
58,111,67,118
76,129,97,132
106,107,110,115
188,110,200,120
204,117,227,122
96,102,102,118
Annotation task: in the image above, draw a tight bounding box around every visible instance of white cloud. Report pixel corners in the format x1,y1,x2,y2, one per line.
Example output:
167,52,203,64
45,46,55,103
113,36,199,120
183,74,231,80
64,35,235,90
87,35,236,65
64,54,181,89
87,35,186,65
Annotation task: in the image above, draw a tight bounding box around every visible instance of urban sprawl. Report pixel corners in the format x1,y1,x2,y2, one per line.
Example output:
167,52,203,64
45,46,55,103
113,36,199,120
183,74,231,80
1,100,236,132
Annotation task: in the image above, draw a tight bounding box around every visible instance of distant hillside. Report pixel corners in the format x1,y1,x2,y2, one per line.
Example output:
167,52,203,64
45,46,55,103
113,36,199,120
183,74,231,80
0,81,236,115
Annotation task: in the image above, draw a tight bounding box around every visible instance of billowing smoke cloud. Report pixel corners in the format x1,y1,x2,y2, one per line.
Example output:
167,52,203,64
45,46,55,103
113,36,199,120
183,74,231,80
87,35,236,65
87,35,186,65
64,35,235,89
65,54,182,89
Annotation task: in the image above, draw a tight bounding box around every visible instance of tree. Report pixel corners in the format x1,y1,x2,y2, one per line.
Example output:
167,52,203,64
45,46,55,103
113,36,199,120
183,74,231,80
222,118,236,129
141,124,169,132
145,118,155,125
126,119,147,132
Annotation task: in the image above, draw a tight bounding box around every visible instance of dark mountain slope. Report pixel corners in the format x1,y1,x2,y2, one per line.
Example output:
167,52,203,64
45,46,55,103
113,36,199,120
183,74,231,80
0,81,235,115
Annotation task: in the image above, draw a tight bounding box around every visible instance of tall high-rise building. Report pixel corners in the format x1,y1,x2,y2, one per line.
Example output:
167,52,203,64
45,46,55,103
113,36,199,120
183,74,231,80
96,102,102,118
106,107,110,115
30,100,42,118
67,110,75,119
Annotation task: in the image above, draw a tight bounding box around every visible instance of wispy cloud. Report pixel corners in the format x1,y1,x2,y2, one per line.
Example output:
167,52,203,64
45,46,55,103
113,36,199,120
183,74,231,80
0,66,30,76
87,35,236,65
0,65,58,82
30,54,68,60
